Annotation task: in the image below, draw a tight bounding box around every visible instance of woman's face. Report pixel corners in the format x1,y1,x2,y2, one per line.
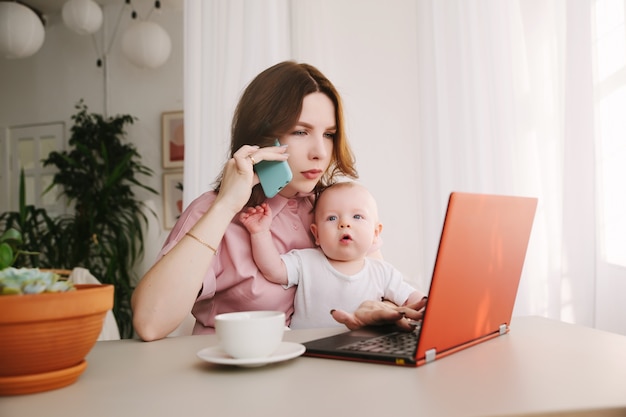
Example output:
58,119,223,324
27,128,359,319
278,92,335,197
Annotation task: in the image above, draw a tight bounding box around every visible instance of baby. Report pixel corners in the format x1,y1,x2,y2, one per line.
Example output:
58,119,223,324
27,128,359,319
240,181,425,329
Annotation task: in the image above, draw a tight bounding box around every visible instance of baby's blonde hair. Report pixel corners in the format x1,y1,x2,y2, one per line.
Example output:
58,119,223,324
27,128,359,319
313,181,379,222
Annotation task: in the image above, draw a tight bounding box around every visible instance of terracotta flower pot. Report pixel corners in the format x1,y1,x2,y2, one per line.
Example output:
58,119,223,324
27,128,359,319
0,284,114,395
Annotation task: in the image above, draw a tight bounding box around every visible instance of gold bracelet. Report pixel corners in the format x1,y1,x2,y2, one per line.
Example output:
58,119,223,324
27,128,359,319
185,232,218,255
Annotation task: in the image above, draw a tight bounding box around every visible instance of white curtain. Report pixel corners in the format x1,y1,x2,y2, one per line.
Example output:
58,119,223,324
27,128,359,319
184,0,625,334
415,0,599,328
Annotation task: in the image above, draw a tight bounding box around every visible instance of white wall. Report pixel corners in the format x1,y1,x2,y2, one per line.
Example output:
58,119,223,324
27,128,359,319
0,3,183,280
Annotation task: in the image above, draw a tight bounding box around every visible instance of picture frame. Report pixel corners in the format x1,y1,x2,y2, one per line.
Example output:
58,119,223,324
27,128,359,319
162,171,184,229
162,111,184,169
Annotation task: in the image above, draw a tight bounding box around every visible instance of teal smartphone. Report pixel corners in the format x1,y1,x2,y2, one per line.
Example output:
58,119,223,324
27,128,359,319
253,139,293,198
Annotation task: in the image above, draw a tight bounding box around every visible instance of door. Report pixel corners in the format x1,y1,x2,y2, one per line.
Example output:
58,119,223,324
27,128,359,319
6,123,66,216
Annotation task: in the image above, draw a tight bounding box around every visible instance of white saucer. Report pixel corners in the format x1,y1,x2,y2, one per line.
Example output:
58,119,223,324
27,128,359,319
197,342,305,368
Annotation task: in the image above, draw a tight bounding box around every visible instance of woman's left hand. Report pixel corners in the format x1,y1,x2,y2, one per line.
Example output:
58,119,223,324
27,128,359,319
330,298,427,331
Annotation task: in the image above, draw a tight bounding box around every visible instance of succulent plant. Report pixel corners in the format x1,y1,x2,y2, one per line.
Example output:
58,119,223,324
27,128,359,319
0,267,74,295
0,228,74,295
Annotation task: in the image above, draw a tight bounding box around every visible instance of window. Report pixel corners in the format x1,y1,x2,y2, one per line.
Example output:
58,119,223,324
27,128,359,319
593,0,626,267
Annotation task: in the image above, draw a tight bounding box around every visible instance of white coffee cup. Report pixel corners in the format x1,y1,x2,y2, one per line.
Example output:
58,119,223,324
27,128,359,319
214,311,285,359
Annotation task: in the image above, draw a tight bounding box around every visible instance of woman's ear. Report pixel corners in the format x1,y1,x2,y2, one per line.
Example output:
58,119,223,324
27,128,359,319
310,223,320,245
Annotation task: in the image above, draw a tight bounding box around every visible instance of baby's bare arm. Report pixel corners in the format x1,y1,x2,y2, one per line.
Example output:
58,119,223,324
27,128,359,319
240,204,288,285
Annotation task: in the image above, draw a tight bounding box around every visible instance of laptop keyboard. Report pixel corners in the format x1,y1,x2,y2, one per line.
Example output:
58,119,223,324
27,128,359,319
338,323,421,356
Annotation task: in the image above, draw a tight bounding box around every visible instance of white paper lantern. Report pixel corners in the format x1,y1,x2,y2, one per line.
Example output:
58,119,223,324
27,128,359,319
0,2,45,59
62,0,103,35
121,21,171,69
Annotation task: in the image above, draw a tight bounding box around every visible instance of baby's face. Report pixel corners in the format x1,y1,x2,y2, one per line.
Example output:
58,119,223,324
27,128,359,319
311,184,381,262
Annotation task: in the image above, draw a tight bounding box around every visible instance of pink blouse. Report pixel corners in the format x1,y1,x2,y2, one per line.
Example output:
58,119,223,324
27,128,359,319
157,191,316,334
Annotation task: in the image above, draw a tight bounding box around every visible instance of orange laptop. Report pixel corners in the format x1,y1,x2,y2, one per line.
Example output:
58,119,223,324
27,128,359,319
303,192,538,366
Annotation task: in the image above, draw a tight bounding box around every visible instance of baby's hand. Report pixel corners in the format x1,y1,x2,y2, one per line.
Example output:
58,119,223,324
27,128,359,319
239,203,272,234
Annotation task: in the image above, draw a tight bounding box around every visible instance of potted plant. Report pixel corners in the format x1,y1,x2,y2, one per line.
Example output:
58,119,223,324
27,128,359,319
0,223,71,294
0,228,114,396
0,101,155,339
41,101,157,338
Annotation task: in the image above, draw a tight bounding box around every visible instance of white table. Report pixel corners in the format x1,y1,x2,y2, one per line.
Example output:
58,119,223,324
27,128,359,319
1,316,626,417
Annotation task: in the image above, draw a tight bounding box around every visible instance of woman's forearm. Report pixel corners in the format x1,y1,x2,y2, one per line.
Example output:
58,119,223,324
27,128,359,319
131,199,237,341
132,145,280,340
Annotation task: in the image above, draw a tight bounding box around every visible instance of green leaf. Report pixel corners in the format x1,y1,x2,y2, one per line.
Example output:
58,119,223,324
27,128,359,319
0,243,13,269
0,228,22,244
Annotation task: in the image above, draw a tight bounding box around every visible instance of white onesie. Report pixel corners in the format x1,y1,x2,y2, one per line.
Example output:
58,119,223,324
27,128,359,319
281,247,417,329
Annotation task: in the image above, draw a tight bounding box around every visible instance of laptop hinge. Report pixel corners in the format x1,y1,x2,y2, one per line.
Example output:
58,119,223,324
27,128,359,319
425,349,436,363
499,324,508,336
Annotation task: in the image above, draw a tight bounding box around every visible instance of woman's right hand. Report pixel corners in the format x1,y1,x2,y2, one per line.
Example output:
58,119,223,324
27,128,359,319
214,144,289,214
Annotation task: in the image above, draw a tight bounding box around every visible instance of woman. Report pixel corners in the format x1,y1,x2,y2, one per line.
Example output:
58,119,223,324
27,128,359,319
132,61,424,341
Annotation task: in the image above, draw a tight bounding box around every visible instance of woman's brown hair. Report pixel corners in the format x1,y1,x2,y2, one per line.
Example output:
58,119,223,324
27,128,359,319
214,61,358,206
